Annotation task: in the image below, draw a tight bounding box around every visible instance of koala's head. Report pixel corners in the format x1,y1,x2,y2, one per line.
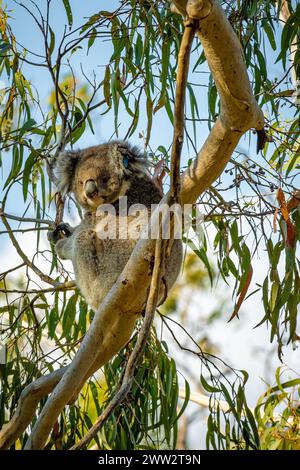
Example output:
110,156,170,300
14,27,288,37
55,141,147,210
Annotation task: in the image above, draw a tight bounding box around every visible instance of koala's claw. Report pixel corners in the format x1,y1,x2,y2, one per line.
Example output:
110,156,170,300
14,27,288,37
48,223,73,244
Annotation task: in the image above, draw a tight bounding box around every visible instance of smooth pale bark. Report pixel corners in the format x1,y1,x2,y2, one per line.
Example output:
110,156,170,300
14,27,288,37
0,0,264,450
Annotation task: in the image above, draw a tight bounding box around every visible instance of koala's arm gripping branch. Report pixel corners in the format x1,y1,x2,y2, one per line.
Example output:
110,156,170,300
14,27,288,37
54,236,74,260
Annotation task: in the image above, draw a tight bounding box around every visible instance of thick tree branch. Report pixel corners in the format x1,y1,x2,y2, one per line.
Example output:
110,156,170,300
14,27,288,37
71,237,166,450
70,24,198,442
177,0,264,205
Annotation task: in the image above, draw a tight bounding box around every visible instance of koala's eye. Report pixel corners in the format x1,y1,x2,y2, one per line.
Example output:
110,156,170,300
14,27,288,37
123,155,130,169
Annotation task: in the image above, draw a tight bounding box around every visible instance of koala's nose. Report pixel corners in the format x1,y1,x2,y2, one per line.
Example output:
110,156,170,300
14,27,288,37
85,179,98,198
100,175,110,186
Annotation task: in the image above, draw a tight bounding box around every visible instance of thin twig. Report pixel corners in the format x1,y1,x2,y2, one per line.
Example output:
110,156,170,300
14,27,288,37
170,19,198,204
0,211,53,225
0,281,76,295
0,263,26,279
0,227,49,235
0,212,58,286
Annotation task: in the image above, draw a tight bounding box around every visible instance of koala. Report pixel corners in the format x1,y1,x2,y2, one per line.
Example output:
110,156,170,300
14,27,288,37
49,141,182,313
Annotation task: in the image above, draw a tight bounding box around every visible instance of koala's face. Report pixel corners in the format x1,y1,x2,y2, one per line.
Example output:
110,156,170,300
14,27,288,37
73,145,128,209
56,141,147,210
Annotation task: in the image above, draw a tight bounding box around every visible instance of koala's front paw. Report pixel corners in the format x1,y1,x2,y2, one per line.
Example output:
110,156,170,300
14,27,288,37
48,223,73,244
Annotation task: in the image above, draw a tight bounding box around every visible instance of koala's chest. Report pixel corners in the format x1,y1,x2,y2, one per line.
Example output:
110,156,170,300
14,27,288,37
71,211,150,310
94,209,150,240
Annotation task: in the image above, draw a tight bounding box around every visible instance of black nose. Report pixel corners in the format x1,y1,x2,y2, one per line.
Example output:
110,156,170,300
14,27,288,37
100,175,110,185
85,179,98,198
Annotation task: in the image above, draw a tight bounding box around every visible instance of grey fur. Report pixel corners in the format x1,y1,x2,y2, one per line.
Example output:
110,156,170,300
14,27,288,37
49,141,182,312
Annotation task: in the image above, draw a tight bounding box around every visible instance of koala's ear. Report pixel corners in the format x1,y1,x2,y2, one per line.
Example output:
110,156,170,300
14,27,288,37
128,150,149,176
116,141,149,176
55,150,81,195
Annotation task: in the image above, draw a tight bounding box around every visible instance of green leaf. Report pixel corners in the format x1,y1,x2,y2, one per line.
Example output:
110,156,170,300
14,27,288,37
270,281,280,311
200,375,220,393
87,28,97,51
263,22,276,51
255,46,267,80
134,34,143,67
0,42,11,54
20,118,37,136
176,379,190,423
49,27,55,55
182,236,214,285
208,82,217,120
62,0,73,29
145,96,153,146
71,106,86,143
62,294,78,337
164,92,174,124
160,39,170,96
22,152,36,201
111,71,120,136
48,306,58,339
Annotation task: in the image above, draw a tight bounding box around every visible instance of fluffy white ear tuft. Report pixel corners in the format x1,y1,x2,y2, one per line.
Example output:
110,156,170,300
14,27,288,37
115,140,149,176
55,151,81,195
